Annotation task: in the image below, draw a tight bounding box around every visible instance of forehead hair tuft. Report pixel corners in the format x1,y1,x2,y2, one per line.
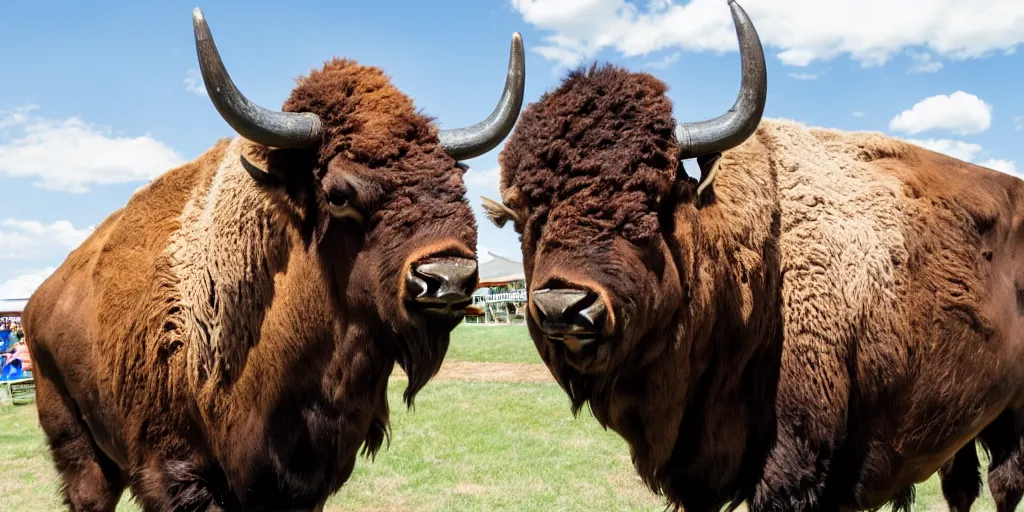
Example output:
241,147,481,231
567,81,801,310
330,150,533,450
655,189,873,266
499,63,678,244
283,58,441,167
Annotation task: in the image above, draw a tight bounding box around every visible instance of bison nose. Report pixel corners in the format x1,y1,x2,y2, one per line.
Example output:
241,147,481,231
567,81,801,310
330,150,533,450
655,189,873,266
532,288,607,351
406,258,478,316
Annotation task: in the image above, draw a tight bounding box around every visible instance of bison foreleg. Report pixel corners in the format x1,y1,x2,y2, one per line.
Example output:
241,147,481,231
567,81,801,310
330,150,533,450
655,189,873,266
751,340,850,511
35,364,125,512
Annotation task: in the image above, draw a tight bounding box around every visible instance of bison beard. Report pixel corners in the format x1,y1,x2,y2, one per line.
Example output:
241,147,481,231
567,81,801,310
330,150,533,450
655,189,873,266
392,317,451,406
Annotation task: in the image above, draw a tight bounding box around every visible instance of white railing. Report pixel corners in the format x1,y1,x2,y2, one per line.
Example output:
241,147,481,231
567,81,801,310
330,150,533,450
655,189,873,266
480,290,527,303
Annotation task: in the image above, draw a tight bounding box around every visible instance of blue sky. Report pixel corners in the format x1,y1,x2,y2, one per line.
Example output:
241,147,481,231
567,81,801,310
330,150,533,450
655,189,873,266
1,0,1022,298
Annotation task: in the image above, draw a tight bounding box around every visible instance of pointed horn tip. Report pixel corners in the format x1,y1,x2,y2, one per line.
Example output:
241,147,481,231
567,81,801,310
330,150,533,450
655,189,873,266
192,7,204,21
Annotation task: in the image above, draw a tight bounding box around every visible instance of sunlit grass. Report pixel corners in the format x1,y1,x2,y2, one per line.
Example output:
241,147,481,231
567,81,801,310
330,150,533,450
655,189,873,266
0,324,997,511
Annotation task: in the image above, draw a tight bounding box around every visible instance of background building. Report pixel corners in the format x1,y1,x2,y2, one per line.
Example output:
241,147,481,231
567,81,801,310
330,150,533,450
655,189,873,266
470,251,526,324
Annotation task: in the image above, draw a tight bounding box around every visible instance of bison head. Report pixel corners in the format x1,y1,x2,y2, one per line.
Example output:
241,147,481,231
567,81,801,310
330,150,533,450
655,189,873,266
484,1,765,399
191,9,525,400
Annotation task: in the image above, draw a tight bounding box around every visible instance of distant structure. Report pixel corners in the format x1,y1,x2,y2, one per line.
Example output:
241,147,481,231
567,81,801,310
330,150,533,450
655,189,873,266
0,298,27,319
470,251,527,324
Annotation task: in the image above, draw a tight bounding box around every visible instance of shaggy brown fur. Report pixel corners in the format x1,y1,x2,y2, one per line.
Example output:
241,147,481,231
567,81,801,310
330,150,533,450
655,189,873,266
25,59,477,511
494,64,1024,511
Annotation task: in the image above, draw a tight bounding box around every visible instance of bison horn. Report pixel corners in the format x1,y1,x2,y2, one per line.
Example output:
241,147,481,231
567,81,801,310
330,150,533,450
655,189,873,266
192,8,323,149
676,0,767,159
437,33,526,161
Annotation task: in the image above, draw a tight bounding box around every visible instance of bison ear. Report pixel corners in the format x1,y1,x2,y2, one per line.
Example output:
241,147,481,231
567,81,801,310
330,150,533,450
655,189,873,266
481,196,519,228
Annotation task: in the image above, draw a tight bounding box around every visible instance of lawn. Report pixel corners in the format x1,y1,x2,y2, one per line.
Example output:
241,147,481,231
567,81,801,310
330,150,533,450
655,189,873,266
445,324,542,364
0,325,998,511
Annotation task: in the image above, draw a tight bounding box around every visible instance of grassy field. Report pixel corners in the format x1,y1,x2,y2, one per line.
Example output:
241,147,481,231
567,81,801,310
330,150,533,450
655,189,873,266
0,325,997,511
445,324,542,364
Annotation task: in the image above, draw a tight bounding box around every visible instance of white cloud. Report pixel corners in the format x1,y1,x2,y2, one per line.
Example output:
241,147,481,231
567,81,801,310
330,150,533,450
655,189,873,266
852,111,866,118
889,92,992,135
511,0,1024,68
904,138,984,162
902,140,1019,179
645,52,681,69
0,107,185,193
463,166,502,191
788,72,819,81
0,219,93,261
907,50,944,73
0,268,55,299
978,159,1019,176
184,68,208,97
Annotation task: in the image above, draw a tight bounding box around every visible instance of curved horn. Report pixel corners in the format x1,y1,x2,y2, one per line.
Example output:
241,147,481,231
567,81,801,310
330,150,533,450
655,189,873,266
193,8,323,149
676,0,767,159
438,33,526,161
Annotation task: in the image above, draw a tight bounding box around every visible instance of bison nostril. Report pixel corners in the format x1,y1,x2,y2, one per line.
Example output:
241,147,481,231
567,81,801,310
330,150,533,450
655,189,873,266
531,288,605,335
405,258,478,314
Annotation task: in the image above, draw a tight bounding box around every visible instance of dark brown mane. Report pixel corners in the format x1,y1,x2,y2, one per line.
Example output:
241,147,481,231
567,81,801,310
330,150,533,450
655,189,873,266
283,58,440,167
499,63,678,245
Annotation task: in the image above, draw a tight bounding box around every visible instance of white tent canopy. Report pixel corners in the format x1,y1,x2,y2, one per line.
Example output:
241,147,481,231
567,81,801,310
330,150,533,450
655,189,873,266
0,299,27,316
477,251,525,287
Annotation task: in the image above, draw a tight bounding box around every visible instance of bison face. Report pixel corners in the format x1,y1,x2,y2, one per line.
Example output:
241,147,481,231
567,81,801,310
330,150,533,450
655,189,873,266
190,9,525,401
524,207,684,377
486,0,766,395
485,65,685,378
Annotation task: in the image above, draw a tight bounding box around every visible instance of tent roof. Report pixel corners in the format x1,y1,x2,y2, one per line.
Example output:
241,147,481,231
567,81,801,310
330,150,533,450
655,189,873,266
0,298,28,316
478,252,525,286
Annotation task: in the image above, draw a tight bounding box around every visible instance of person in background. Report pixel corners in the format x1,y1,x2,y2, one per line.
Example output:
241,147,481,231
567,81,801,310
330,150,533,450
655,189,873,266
0,320,10,354
10,338,31,375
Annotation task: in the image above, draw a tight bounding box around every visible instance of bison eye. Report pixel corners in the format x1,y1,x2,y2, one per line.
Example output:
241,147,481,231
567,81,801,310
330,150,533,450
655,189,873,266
326,179,355,207
324,179,365,223
327,189,350,207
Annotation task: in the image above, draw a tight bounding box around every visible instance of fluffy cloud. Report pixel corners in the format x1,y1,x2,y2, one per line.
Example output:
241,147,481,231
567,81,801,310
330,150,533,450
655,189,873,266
907,51,944,73
889,92,992,135
0,106,185,193
0,219,93,261
788,72,819,81
463,166,502,194
184,68,208,97
903,140,1019,179
511,0,1024,68
645,52,681,69
904,138,984,162
978,159,1018,176
0,268,55,299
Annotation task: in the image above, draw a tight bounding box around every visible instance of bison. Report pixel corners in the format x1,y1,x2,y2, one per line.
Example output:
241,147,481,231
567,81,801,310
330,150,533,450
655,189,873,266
940,428,1024,511
24,8,524,511
482,1,1024,510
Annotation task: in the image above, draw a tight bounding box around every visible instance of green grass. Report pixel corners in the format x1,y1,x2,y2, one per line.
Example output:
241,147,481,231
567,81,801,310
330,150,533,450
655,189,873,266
0,324,1001,511
446,324,541,364
0,381,1000,512
0,382,658,512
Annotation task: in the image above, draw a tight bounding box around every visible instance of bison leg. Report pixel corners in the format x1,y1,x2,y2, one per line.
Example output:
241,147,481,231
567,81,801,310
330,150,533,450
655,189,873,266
35,367,125,512
938,441,981,512
980,411,1024,512
750,345,849,511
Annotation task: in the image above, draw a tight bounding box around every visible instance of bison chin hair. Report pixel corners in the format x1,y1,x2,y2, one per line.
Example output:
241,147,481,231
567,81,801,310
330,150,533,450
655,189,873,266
391,318,452,407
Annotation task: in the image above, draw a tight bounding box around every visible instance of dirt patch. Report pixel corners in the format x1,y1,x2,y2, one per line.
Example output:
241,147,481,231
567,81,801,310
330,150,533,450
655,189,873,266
391,361,552,384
